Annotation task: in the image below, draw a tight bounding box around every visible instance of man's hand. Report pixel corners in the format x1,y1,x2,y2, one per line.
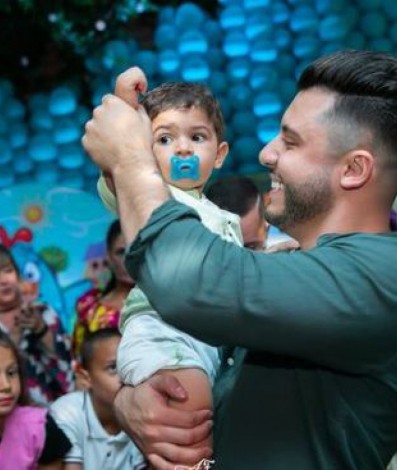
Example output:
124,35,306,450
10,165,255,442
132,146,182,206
114,375,213,470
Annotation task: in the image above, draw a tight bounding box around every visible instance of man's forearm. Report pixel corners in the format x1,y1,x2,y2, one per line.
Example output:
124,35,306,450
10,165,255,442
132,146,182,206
112,156,172,245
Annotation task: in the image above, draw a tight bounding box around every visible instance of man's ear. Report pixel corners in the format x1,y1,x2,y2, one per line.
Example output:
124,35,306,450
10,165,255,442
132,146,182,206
340,150,374,190
74,363,92,391
214,142,229,169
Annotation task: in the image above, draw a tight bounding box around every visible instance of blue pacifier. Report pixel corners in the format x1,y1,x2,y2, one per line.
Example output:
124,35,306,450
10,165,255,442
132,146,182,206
170,155,201,181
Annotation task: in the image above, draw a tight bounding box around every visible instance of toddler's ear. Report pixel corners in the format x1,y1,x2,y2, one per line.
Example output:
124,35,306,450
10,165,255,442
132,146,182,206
74,363,92,391
214,141,229,169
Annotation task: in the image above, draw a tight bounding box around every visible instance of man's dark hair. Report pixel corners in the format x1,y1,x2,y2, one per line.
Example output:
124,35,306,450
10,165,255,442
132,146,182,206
141,82,225,142
80,327,121,370
298,50,397,173
206,176,263,218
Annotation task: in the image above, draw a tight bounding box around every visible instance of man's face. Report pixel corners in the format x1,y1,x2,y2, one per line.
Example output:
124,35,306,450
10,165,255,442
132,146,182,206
241,196,267,251
260,88,338,233
152,107,228,193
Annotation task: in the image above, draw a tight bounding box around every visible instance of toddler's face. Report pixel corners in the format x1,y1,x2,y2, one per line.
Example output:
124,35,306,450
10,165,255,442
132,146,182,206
0,346,21,419
152,107,228,193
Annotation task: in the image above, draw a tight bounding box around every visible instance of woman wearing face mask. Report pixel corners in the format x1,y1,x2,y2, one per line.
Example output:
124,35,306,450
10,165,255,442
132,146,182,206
72,219,134,359
0,245,74,405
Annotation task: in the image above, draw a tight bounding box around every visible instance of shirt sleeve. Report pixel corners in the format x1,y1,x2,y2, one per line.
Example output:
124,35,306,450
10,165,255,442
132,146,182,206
38,413,72,464
125,200,397,374
50,397,84,464
97,173,118,214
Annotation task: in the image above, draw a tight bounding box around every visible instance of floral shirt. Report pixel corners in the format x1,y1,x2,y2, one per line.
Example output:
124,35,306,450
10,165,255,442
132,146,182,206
20,306,74,405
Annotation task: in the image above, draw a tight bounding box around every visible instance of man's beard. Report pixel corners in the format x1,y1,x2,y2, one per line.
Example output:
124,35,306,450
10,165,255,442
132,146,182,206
264,172,334,232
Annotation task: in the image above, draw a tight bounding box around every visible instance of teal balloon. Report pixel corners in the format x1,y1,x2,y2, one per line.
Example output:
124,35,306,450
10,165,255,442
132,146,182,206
9,123,28,149
360,12,387,38
209,72,228,95
390,22,397,43
274,29,292,49
226,58,251,83
13,152,33,174
102,40,130,72
245,12,272,40
203,20,222,44
0,115,8,135
229,84,252,110
250,35,277,62
223,30,250,57
254,93,282,117
155,25,177,50
319,15,351,41
175,3,206,29
84,160,99,178
382,0,397,20
49,87,77,116
0,164,14,188
181,57,210,82
31,109,53,130
178,30,208,55
249,65,278,90
315,0,345,14
232,112,258,136
59,170,84,189
135,50,157,77
28,93,49,112
355,0,382,9
369,38,393,52
243,0,270,8
206,48,225,69
257,117,279,143
53,118,80,145
220,6,246,29
159,50,180,75
158,6,175,23
233,136,262,165
0,138,12,163
59,143,85,169
290,6,318,34
6,98,25,120
293,35,319,59
35,162,59,183
345,32,366,49
271,2,290,23
28,134,57,162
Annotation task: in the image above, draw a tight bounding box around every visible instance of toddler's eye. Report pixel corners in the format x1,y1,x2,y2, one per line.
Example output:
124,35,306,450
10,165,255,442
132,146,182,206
192,134,205,143
158,135,172,145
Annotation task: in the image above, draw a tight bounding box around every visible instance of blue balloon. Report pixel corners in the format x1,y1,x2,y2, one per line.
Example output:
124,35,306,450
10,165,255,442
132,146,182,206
219,96,232,120
277,54,296,74
175,3,206,29
257,117,279,143
254,93,282,117
274,29,292,49
30,109,53,130
28,93,49,112
226,58,251,83
243,0,270,8
155,25,177,50
158,6,175,23
13,152,33,174
354,0,381,9
0,164,14,188
315,0,345,14
209,72,228,95
250,36,277,62
237,162,264,176
271,2,290,23
203,20,222,44
75,106,91,127
369,38,393,52
389,22,397,43
290,6,318,34
0,138,12,164
9,123,28,149
178,30,208,55
159,50,180,75
28,134,57,162
232,112,258,136
345,32,366,49
84,160,99,178
92,80,111,107
220,6,246,29
233,136,262,165
49,87,77,116
319,15,350,41
59,170,84,189
229,84,253,111
249,65,278,90
102,40,130,72
279,78,296,103
0,80,14,108
135,50,158,77
58,143,85,169
206,48,225,69
245,12,272,40
223,30,250,58
360,12,387,38
0,115,9,135
53,118,81,145
6,98,25,120
181,57,210,82
293,35,319,59
35,162,59,183
382,0,397,20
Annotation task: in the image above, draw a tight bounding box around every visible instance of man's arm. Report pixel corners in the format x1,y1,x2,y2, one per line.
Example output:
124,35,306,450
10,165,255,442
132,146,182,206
82,67,171,245
126,202,397,373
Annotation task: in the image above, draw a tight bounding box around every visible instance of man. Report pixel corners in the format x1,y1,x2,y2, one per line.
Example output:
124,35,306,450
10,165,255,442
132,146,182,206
205,175,267,251
83,50,397,469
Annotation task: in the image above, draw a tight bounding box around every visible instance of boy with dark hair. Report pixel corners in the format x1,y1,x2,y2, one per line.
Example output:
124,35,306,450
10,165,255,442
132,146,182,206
51,328,145,470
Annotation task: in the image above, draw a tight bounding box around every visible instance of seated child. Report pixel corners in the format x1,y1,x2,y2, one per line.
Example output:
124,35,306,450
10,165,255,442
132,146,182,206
51,328,145,469
97,71,243,461
0,330,71,469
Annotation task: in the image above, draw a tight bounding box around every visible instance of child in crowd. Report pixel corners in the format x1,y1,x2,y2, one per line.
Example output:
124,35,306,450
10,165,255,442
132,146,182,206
97,70,243,460
0,330,71,469
51,328,145,469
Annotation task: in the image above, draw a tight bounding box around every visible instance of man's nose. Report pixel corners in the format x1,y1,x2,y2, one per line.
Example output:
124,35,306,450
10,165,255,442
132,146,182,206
259,137,279,169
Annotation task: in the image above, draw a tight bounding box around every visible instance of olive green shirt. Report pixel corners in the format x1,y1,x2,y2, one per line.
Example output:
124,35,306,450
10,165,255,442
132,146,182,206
126,200,397,470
